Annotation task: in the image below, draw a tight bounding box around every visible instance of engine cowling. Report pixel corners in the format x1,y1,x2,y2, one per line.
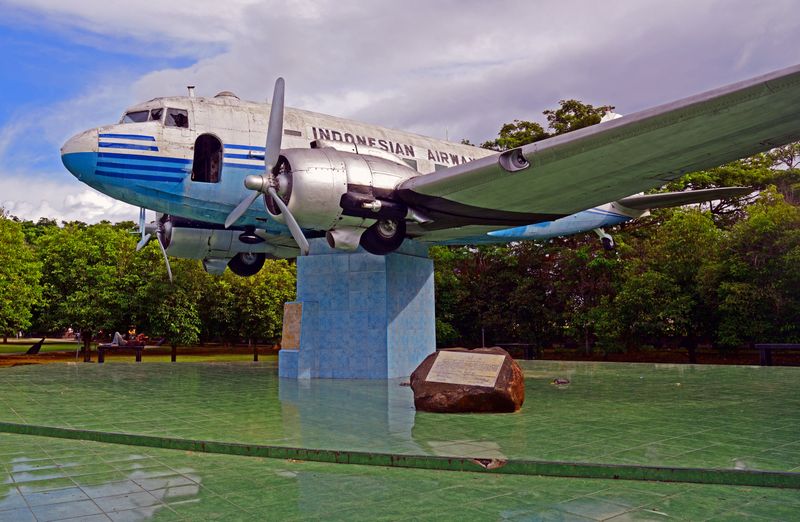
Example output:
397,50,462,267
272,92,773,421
265,147,418,232
160,217,285,260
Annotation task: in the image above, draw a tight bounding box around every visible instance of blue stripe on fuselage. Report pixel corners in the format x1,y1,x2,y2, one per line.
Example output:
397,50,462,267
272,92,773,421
95,170,183,183
97,152,191,164
96,161,188,174
225,144,266,151
99,142,159,152
98,133,156,141
223,153,262,160
223,162,262,170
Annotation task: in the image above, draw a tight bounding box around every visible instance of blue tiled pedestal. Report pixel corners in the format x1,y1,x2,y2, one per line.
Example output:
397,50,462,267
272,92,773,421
279,238,436,379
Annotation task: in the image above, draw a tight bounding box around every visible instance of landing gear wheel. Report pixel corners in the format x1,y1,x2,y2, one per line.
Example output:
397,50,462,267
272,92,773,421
228,252,266,277
359,219,406,255
601,237,615,251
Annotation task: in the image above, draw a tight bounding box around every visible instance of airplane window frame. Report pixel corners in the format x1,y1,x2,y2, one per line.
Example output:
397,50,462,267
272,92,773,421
149,108,164,123
165,108,190,129
121,110,149,124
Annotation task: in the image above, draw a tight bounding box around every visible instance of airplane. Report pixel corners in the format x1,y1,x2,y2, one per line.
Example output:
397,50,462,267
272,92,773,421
60,64,800,278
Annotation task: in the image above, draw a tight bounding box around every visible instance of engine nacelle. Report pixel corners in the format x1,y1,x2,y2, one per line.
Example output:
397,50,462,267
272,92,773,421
163,224,282,260
265,147,418,231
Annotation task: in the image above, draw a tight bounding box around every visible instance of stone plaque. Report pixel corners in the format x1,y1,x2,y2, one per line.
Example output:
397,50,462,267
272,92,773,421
426,351,506,387
281,302,303,350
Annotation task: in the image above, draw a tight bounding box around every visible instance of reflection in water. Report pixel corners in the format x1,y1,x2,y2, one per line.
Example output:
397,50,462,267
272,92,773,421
0,452,201,521
279,377,423,453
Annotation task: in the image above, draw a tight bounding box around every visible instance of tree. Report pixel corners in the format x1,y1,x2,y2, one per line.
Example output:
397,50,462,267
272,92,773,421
704,189,800,347
478,99,614,151
543,99,615,135
480,120,548,151
0,210,42,342
34,221,145,357
138,258,204,355
227,259,296,347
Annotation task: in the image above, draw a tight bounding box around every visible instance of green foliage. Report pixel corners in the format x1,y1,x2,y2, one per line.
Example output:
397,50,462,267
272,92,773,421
480,120,548,151
478,99,613,151
225,259,296,344
138,258,204,347
34,221,143,339
543,99,615,135
0,211,42,341
705,190,800,347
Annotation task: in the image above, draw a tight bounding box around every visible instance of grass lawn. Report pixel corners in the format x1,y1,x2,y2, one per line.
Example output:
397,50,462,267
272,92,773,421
0,338,81,354
0,338,279,364
100,353,277,363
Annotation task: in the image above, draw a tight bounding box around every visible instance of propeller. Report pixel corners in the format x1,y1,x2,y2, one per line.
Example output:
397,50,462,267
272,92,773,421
155,217,173,283
135,208,173,283
224,78,309,255
135,207,152,251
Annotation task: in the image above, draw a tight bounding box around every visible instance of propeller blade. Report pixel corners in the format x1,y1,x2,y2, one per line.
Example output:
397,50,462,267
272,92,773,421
225,191,261,229
155,230,173,283
136,207,150,250
265,77,285,172
136,233,152,252
267,186,309,256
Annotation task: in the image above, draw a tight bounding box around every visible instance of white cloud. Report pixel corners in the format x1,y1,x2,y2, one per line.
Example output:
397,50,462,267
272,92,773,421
0,176,138,223
1,0,800,224
0,0,262,48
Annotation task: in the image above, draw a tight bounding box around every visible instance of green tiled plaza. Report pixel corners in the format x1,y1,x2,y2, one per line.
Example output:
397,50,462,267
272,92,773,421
0,361,798,519
0,362,798,471
1,433,799,521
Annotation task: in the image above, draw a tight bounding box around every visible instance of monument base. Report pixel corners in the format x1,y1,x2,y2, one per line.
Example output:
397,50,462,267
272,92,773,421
279,238,436,379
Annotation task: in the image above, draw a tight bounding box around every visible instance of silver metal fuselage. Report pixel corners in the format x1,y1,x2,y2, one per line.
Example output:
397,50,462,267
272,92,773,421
60,92,643,253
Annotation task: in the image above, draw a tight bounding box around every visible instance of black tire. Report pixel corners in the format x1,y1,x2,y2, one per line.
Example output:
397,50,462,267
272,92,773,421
228,252,266,277
359,219,406,255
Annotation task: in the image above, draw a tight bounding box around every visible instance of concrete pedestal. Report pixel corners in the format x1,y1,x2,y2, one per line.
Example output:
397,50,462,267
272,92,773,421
279,238,435,379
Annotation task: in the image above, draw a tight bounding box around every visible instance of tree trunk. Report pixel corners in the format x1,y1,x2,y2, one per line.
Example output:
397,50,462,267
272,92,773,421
253,339,258,362
583,326,592,356
171,343,177,362
686,335,698,364
2,333,7,344
82,330,92,362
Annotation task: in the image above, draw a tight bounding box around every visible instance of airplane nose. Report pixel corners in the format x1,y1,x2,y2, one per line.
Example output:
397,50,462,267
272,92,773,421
61,129,98,180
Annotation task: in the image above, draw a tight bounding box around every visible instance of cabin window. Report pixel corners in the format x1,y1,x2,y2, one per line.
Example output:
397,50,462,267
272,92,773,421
166,108,189,128
122,110,149,123
149,108,163,122
192,134,222,183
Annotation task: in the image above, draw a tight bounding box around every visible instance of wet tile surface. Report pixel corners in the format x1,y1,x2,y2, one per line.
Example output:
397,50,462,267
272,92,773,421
0,361,797,473
0,433,798,521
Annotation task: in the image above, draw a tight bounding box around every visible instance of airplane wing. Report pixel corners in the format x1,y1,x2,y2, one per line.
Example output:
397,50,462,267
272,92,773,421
397,64,800,235
616,186,753,210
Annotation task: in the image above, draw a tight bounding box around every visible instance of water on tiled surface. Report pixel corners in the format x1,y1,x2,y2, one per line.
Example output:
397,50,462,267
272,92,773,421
0,361,798,472
0,433,798,521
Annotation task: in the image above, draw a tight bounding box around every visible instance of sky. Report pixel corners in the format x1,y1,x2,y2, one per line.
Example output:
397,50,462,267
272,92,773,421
1,0,799,223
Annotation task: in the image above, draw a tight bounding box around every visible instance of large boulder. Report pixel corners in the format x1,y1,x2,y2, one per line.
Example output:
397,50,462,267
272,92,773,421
410,347,525,413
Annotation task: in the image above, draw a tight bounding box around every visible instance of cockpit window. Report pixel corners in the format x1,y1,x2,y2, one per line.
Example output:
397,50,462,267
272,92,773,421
122,110,149,123
149,108,163,122
166,108,189,128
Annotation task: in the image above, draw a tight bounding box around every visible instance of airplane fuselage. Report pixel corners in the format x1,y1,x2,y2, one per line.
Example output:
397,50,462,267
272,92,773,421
60,89,644,267
62,91,493,231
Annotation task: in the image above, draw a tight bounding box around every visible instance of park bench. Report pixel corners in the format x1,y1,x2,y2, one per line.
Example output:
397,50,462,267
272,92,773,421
97,338,166,363
756,343,800,366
